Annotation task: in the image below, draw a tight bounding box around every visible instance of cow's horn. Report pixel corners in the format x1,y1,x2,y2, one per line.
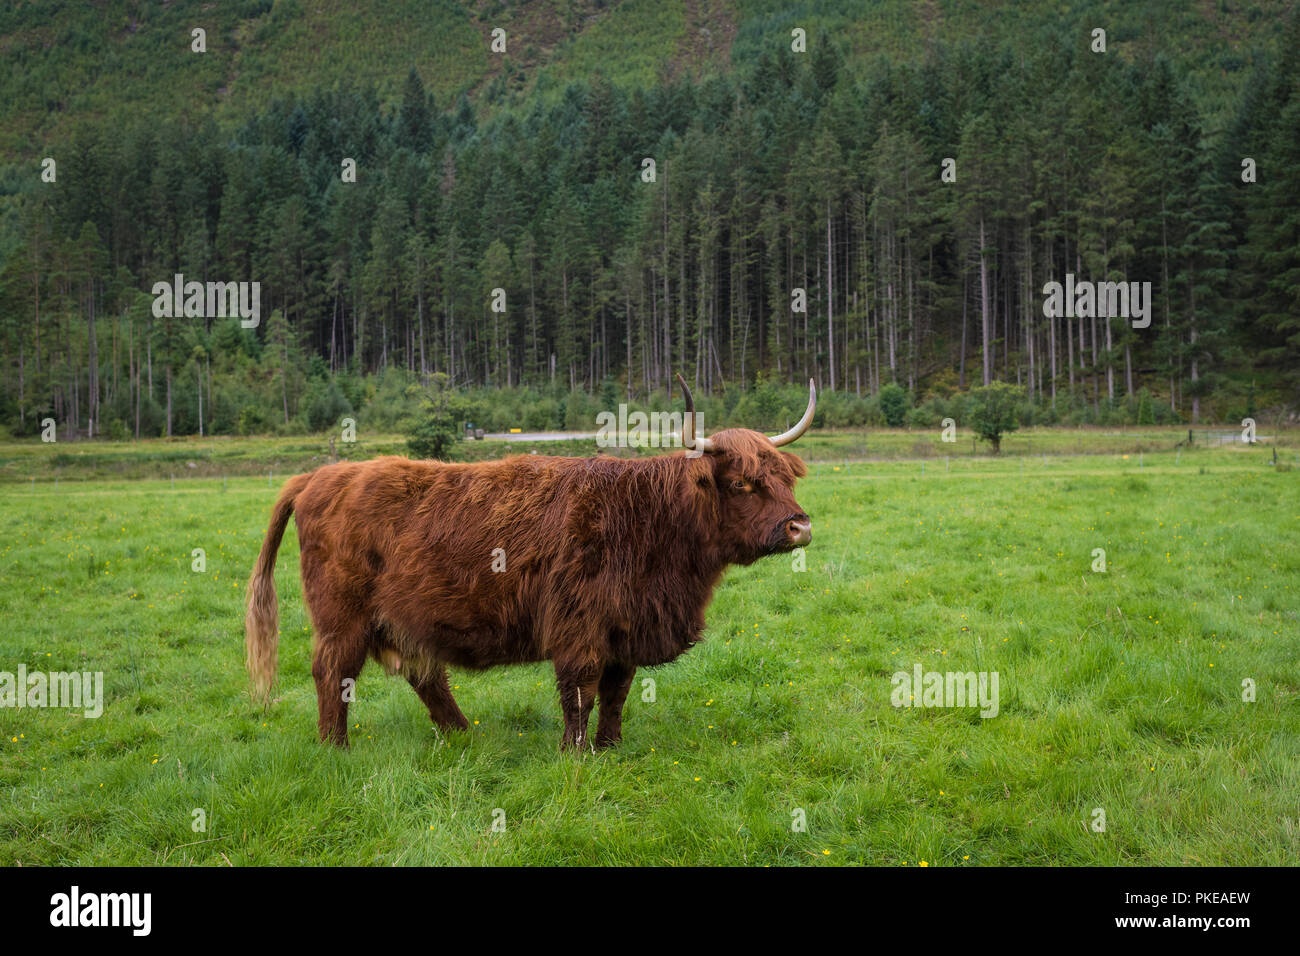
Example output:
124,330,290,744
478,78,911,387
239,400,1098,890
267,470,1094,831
769,379,817,447
675,373,714,452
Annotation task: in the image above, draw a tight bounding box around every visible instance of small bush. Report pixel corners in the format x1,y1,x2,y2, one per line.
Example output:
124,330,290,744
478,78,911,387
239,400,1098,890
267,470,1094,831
969,382,1026,453
407,373,471,461
306,381,353,433
878,383,909,427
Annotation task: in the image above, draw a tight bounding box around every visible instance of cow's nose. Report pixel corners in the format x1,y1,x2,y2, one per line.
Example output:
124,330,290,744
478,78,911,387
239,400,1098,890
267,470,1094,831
786,516,812,547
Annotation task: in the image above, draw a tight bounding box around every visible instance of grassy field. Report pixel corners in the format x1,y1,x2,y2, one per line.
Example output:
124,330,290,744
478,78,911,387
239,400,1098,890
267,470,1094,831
1,439,1297,865
3,425,1295,482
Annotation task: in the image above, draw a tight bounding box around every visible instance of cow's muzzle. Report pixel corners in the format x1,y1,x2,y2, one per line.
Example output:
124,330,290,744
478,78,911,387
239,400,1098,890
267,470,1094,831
782,513,812,548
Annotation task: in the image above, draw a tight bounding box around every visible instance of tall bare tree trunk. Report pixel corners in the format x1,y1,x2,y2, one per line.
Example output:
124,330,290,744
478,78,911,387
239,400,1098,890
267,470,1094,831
826,202,835,391
979,216,991,386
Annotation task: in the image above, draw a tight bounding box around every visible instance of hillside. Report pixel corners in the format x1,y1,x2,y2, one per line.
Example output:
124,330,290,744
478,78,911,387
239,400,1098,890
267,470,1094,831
0,0,1298,441
0,0,1287,157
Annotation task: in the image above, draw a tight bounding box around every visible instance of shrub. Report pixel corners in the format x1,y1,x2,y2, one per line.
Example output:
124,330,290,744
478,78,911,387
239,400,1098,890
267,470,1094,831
237,405,266,437
406,374,471,461
306,381,353,433
878,382,909,427
969,382,1026,453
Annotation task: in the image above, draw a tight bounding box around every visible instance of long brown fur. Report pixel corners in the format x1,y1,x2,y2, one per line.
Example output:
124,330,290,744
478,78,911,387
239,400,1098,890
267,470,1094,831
244,428,810,749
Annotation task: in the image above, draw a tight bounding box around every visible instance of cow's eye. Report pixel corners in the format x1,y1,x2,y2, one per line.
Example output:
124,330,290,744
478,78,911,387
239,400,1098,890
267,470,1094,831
730,479,751,493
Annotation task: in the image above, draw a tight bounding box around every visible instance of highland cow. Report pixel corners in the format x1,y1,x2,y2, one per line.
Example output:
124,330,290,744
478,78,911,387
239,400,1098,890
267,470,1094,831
245,374,815,750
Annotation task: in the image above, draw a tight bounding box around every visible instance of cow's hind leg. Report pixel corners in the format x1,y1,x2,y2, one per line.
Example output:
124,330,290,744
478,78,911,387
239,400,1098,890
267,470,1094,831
554,658,601,752
405,665,470,732
312,634,367,746
595,662,636,749
304,584,370,747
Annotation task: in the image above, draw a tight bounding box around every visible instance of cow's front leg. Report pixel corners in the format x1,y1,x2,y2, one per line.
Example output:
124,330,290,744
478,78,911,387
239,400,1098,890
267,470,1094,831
595,662,636,748
554,659,600,752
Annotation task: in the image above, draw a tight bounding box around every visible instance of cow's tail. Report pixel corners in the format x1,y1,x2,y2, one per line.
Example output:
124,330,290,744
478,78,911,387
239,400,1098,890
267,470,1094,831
245,473,311,704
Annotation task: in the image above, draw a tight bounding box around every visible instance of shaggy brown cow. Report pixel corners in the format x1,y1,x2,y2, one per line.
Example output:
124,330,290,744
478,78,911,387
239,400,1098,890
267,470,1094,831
245,374,815,750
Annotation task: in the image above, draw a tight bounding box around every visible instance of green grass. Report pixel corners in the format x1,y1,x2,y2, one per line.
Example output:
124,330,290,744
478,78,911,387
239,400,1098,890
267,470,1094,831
1,441,1297,864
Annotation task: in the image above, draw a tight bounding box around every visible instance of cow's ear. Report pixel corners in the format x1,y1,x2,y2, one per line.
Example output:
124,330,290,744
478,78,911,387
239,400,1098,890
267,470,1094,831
782,451,808,479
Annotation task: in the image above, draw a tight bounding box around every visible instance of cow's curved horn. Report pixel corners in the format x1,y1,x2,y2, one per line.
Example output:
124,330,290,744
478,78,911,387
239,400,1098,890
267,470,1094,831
675,373,714,452
769,379,817,447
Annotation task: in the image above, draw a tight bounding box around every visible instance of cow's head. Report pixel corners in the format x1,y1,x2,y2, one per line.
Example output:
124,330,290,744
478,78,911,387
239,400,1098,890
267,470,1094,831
677,374,815,566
